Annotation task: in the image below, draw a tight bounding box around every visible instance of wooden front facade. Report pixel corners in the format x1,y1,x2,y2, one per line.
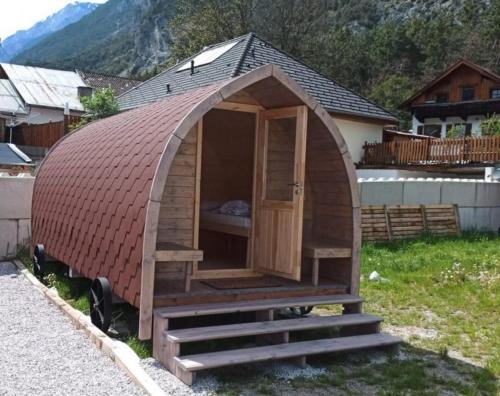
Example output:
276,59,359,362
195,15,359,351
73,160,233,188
152,102,357,306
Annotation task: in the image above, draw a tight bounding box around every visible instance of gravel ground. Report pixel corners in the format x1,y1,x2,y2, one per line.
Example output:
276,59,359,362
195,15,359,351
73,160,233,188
141,358,218,395
0,261,144,396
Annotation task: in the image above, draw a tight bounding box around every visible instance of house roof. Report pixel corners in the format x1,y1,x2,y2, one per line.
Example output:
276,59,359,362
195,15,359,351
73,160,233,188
76,70,142,96
0,79,27,115
0,63,86,111
400,59,500,109
118,33,397,122
0,143,32,166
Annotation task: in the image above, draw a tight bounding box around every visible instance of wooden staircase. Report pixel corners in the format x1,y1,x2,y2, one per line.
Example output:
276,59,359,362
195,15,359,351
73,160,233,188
153,294,401,385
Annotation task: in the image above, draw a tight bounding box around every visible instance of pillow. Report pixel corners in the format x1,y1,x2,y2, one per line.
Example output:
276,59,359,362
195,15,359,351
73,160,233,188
200,201,223,211
217,200,251,216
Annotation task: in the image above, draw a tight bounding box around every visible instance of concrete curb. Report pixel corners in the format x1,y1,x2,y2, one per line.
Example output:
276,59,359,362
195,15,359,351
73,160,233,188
12,259,167,396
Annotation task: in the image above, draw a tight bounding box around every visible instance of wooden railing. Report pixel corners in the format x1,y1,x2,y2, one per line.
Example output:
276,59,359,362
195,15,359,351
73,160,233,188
362,136,500,167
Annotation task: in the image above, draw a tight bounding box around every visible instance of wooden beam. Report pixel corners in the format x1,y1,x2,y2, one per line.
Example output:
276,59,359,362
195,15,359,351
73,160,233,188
214,101,264,113
192,119,203,275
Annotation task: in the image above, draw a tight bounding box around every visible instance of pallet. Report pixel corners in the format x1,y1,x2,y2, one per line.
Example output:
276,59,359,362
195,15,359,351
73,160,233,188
152,295,401,385
362,204,460,241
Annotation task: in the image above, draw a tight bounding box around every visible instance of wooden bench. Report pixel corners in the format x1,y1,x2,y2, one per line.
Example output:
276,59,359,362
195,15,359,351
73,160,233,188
302,242,352,286
155,242,203,292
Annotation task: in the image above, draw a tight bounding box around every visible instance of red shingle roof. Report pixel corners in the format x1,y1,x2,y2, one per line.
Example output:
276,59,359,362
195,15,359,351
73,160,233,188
32,82,223,307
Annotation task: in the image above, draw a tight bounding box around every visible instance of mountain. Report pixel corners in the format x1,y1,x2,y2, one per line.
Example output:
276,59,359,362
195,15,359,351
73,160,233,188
0,2,98,61
14,0,175,76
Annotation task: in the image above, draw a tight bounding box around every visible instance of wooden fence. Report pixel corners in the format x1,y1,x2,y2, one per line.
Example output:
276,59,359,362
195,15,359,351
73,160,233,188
11,115,81,148
362,204,460,241
362,135,500,167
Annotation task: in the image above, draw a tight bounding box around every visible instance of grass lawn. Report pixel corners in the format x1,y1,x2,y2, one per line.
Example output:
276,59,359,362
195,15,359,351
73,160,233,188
19,231,499,394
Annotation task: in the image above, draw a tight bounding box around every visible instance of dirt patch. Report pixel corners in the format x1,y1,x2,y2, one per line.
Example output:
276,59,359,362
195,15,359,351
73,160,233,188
385,324,439,340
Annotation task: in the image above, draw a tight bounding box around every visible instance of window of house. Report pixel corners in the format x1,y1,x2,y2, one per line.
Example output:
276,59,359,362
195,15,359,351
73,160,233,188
462,87,475,101
491,89,500,99
176,41,239,71
435,93,448,103
446,123,472,137
422,124,441,138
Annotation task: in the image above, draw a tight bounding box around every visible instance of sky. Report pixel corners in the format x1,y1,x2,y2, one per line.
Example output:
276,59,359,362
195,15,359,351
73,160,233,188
0,0,108,39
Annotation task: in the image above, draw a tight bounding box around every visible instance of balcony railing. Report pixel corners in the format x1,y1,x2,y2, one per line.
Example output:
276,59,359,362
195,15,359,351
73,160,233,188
362,135,500,167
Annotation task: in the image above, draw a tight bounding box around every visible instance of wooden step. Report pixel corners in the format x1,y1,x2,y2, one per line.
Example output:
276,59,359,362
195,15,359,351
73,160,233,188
175,333,402,372
155,294,362,319
166,313,382,343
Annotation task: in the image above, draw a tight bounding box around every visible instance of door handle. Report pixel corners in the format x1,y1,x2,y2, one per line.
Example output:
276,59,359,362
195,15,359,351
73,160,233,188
288,182,304,194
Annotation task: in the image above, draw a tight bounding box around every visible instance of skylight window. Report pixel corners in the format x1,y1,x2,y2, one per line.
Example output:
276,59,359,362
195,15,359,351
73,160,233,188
177,41,239,72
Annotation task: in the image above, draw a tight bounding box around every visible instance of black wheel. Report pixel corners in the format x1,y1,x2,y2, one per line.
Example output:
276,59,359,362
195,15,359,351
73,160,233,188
289,306,314,316
89,277,112,333
33,244,45,278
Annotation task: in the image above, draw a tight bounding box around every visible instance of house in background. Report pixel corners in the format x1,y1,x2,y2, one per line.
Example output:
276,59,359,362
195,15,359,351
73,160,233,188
77,70,142,96
401,59,500,138
0,63,140,151
0,63,86,125
118,33,398,164
0,78,28,142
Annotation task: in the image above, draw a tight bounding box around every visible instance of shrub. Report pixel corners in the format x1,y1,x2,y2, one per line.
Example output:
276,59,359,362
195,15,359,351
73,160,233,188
481,115,500,136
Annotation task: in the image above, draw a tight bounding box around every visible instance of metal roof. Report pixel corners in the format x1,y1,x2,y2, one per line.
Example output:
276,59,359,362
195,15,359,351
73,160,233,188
0,63,85,111
0,79,27,115
118,33,397,122
0,143,32,166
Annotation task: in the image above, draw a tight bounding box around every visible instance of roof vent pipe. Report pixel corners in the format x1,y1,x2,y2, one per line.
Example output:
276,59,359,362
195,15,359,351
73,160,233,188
190,60,195,75
166,83,171,93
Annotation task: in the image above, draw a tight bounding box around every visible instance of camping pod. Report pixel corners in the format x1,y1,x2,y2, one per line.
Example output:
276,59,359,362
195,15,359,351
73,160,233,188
31,65,397,383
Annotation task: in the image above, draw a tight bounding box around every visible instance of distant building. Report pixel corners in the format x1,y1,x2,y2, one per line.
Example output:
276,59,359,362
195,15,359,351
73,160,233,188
0,63,86,125
77,70,142,96
0,63,139,150
400,60,500,138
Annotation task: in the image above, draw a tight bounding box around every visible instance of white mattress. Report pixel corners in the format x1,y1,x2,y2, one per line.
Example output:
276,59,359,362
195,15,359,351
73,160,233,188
200,211,251,229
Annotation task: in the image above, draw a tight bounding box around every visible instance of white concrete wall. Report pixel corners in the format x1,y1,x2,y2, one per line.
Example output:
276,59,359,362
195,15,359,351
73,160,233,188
27,107,64,124
0,176,34,259
356,169,479,180
332,116,383,164
359,179,500,232
25,106,83,125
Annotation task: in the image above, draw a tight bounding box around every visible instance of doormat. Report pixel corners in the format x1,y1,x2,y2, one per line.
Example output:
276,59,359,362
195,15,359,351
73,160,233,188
202,277,283,290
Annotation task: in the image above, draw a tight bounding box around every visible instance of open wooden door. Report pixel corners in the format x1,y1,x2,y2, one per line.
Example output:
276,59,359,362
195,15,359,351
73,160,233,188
251,106,307,280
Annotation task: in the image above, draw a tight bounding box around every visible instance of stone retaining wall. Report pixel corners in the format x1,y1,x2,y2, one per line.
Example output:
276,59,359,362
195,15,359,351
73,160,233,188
0,176,34,259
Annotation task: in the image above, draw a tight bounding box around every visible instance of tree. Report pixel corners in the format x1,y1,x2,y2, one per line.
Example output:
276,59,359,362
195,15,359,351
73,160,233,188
369,75,415,129
169,0,255,62
481,116,500,136
81,87,119,120
70,88,119,131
